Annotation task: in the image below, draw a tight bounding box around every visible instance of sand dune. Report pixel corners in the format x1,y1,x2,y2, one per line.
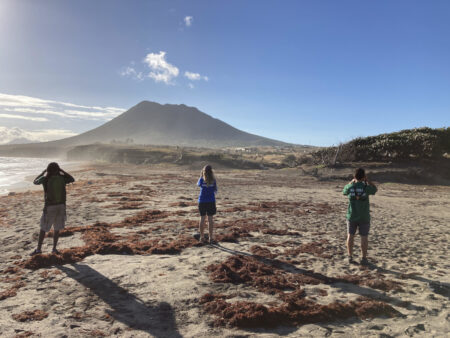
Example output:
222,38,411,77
0,163,449,337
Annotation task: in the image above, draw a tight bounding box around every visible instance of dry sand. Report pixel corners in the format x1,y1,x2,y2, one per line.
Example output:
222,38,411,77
0,163,449,337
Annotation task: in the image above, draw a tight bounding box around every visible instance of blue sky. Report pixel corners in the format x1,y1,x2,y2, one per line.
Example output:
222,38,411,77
0,0,449,145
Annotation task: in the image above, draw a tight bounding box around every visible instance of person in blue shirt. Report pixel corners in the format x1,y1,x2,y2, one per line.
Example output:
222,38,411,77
197,165,218,244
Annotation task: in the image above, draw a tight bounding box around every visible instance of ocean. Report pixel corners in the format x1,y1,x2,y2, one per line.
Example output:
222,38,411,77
0,157,68,195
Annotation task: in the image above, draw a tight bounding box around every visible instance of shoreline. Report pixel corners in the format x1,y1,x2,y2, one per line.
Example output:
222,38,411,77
1,159,90,196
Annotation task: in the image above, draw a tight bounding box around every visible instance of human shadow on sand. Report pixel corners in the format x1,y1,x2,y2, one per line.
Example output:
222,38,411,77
365,262,450,300
210,243,422,312
59,263,182,338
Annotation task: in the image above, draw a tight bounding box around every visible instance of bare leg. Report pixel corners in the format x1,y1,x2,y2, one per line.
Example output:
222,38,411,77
53,230,60,251
199,215,206,240
360,236,368,258
207,215,214,242
346,234,354,257
37,230,46,251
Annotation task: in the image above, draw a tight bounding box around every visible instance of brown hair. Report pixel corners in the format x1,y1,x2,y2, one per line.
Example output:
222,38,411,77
201,165,215,185
354,168,365,181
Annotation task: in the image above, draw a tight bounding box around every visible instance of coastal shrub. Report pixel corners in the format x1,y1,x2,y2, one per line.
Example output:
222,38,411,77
281,154,298,168
312,127,450,164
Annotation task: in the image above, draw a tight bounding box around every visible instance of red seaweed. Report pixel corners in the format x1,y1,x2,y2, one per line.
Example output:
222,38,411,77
12,310,48,322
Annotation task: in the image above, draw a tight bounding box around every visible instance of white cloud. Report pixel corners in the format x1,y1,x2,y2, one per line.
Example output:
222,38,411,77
0,93,52,109
143,51,179,84
120,66,144,81
63,110,118,118
0,126,77,144
30,128,78,141
184,71,208,81
184,16,193,27
121,51,209,87
0,113,48,122
5,108,69,118
0,93,125,122
184,72,200,80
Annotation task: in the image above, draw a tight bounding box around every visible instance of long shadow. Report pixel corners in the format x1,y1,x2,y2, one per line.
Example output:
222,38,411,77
59,263,182,337
365,262,450,300
210,243,422,312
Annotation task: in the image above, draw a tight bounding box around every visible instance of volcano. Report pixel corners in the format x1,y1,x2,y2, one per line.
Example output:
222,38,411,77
49,101,286,148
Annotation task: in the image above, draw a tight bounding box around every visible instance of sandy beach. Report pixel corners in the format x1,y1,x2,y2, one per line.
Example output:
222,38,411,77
0,163,449,337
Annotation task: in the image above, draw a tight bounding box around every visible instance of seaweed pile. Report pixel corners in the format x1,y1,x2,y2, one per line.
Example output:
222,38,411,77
0,281,26,301
207,255,402,294
202,255,402,327
200,293,400,328
21,225,201,270
223,201,337,215
12,310,48,322
0,264,25,301
0,208,202,280
284,239,334,259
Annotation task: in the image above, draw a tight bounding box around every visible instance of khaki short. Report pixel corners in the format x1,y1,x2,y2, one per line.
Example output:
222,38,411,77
40,204,66,232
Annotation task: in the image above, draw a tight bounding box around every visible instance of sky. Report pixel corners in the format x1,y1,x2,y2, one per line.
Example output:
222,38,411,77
0,0,449,146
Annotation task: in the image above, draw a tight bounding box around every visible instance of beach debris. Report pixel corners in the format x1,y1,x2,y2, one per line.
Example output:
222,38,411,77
200,293,400,328
13,331,34,338
202,254,404,327
0,282,26,301
12,310,48,322
222,201,338,215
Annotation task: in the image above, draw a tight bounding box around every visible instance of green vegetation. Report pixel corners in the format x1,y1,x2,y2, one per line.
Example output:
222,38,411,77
312,127,450,164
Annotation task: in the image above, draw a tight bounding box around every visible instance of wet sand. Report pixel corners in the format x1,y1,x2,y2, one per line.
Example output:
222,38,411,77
0,163,449,337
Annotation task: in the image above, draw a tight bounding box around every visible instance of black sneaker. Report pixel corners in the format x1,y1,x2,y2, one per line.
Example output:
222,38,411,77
348,256,355,264
360,257,369,265
30,248,42,256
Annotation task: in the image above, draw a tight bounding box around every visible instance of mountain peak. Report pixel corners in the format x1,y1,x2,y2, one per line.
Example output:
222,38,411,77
133,100,161,108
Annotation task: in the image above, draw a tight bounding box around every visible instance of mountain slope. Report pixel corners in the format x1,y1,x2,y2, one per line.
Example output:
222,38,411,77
50,101,286,148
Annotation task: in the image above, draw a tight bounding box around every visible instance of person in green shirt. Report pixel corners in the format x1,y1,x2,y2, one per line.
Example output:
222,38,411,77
31,162,75,256
342,168,377,265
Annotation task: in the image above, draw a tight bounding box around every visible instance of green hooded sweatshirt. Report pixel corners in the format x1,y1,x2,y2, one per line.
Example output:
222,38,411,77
343,181,377,223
